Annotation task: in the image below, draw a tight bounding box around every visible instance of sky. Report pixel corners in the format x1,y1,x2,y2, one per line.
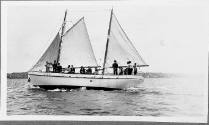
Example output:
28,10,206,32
3,0,209,74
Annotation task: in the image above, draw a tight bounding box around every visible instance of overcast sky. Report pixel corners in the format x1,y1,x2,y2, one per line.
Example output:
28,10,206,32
3,0,209,74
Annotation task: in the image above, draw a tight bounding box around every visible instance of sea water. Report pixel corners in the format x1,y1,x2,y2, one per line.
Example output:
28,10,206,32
7,75,207,116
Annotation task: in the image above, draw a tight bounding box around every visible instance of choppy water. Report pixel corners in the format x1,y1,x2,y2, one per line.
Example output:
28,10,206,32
7,75,207,116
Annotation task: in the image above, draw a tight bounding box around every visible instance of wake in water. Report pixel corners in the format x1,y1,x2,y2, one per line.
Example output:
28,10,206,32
27,82,171,95
48,88,67,92
27,84,89,92
28,84,142,93
27,83,41,90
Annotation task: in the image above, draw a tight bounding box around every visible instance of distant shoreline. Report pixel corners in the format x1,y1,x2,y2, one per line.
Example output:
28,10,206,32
7,72,181,79
7,72,28,79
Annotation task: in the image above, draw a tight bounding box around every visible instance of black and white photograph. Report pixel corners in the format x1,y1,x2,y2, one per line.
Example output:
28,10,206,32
2,0,208,123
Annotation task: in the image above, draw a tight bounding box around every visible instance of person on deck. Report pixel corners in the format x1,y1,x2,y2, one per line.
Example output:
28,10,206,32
133,63,137,75
70,65,75,74
57,63,62,73
67,65,71,73
127,61,133,75
94,67,98,75
112,60,118,75
86,66,92,74
80,66,85,74
124,68,128,75
119,67,123,75
52,60,57,73
45,61,50,73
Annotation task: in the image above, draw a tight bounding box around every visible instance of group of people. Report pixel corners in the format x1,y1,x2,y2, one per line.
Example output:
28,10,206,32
80,66,98,75
67,65,75,74
45,60,62,73
45,60,138,75
112,60,138,75
45,60,98,74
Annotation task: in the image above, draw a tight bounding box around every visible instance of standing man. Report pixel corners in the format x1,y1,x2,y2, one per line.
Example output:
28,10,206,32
45,61,50,72
127,61,133,75
112,60,118,75
133,63,137,75
52,60,57,73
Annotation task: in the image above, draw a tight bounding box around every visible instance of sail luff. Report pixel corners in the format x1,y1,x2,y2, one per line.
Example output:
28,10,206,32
57,10,68,63
102,9,113,75
112,13,148,66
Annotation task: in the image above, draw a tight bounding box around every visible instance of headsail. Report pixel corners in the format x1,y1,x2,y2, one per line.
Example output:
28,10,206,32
103,10,148,73
59,17,98,67
30,33,61,71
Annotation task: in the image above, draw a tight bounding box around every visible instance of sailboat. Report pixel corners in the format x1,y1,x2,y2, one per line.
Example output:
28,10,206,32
28,9,149,90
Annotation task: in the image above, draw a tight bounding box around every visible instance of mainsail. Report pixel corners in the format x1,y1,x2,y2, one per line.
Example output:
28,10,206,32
30,13,98,72
59,17,98,67
30,33,61,71
103,10,148,73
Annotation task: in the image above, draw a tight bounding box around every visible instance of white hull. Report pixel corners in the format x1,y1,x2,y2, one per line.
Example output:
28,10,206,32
28,72,144,90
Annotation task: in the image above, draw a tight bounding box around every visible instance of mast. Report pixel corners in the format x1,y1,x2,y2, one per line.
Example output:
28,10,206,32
57,10,67,63
102,8,113,75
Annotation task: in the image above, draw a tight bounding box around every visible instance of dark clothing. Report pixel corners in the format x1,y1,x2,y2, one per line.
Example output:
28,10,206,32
134,67,137,75
113,68,118,75
86,68,92,74
125,67,133,75
70,68,75,74
112,62,118,75
80,67,85,74
119,67,123,75
112,62,118,68
128,68,133,75
45,64,50,73
57,65,62,73
124,68,128,75
52,63,57,73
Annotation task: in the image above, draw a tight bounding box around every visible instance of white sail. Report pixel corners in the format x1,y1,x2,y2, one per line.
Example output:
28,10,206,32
59,17,98,67
104,13,148,72
30,33,61,71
